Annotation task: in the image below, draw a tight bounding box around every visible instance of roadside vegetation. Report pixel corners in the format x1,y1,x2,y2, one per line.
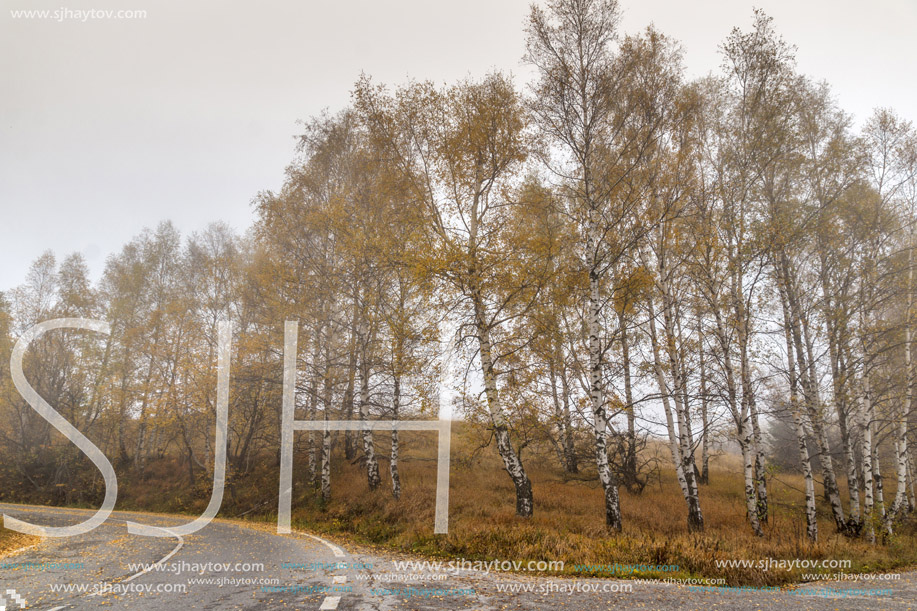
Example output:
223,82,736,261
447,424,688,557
3,424,914,587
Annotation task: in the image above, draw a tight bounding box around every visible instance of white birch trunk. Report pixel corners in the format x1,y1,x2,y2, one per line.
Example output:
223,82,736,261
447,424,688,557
390,375,402,500
472,288,533,517
907,452,916,512
321,426,331,502
895,249,915,519
648,297,703,531
619,311,636,487
661,292,704,531
587,263,621,530
307,387,317,488
739,422,764,537
782,257,846,531
699,320,710,485
872,422,890,536
892,425,909,519
821,270,860,526
793,406,818,541
710,297,762,536
320,354,333,502
860,374,876,543
358,348,381,491
778,278,817,540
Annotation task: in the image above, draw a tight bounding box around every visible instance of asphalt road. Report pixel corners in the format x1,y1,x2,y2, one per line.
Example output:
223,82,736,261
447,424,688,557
1,503,915,610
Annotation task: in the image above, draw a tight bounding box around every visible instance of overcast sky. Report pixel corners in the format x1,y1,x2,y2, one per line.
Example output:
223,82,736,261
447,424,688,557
2,0,915,292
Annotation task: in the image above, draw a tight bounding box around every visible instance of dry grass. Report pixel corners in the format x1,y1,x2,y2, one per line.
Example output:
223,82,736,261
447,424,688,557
278,427,917,586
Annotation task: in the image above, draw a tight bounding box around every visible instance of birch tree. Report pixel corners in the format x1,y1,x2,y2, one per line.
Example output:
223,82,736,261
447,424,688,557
356,74,538,517
525,0,674,531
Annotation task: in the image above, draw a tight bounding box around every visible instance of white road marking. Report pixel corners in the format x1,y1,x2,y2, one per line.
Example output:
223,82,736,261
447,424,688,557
283,528,349,609
121,526,184,583
86,524,183,597
319,595,341,610
298,532,345,558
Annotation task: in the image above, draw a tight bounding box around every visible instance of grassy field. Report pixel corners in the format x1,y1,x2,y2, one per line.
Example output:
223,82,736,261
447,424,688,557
2,424,916,586
270,430,917,587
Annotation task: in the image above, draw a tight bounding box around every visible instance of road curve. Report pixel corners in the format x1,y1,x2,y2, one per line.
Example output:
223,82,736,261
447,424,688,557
1,503,915,610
